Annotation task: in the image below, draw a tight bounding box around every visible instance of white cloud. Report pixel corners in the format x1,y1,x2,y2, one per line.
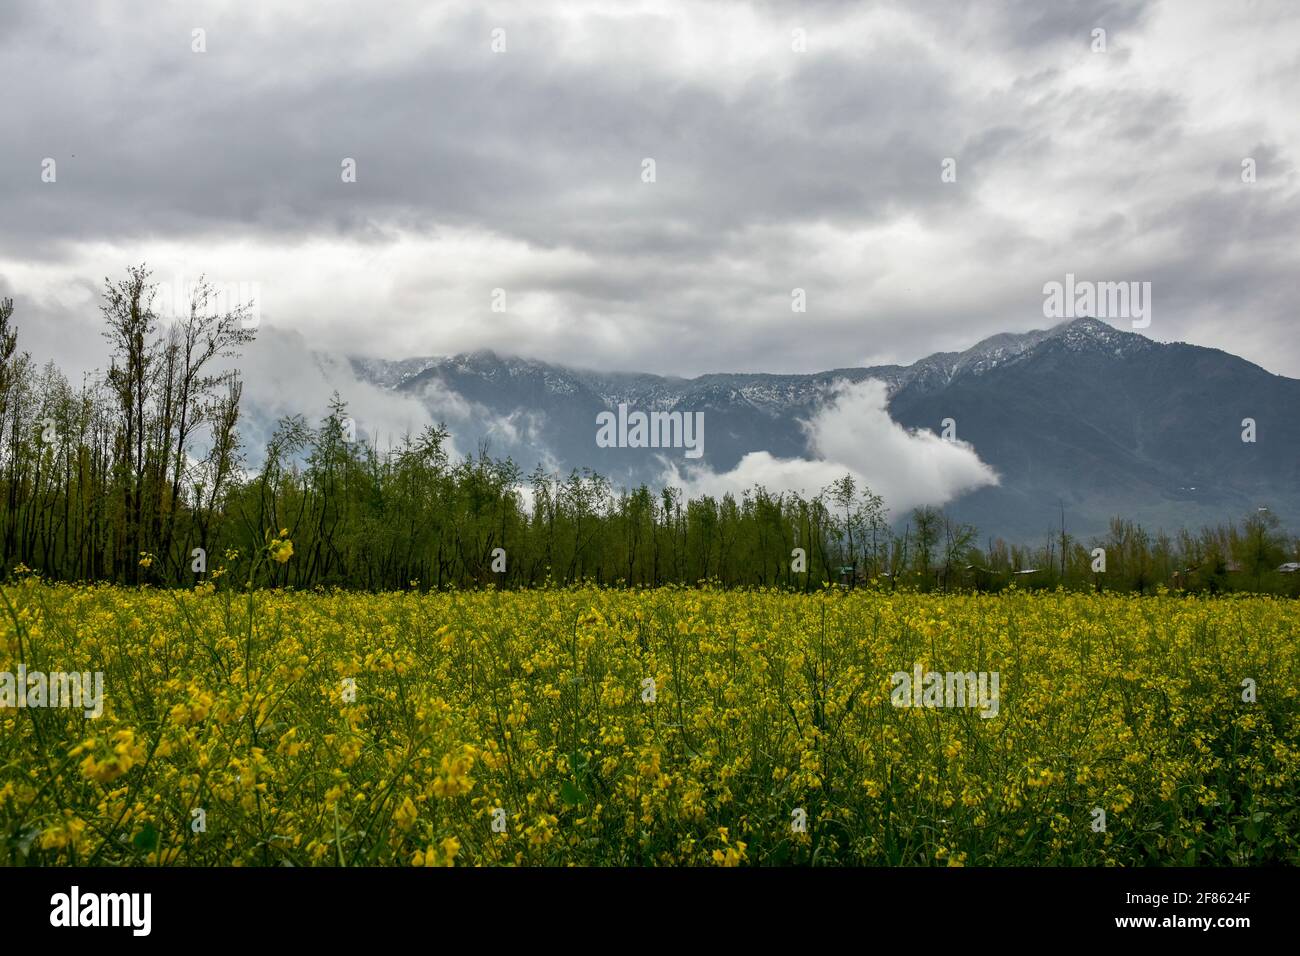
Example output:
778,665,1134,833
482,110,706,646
236,325,454,457
662,379,998,515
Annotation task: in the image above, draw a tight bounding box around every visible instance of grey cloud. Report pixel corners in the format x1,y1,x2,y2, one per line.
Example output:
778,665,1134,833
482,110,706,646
1,0,1298,383
908,0,1152,50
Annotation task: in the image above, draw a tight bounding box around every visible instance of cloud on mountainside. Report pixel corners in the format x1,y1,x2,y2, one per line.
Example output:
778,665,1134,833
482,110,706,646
661,379,998,514
235,326,555,468
237,351,995,516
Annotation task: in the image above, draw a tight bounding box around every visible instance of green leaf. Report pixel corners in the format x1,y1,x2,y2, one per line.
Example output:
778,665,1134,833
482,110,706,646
133,822,158,852
560,780,585,806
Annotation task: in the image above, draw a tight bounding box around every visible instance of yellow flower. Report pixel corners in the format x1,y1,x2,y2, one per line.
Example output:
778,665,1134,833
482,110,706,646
711,841,747,867
394,796,418,831
412,836,461,867
39,813,88,852
76,731,146,785
10,581,1300,867
439,836,460,866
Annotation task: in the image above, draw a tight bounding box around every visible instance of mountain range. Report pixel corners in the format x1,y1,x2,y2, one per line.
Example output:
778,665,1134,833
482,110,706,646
345,318,1300,541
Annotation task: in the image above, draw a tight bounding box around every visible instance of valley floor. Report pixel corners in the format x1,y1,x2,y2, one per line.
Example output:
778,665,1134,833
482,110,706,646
2,583,1297,866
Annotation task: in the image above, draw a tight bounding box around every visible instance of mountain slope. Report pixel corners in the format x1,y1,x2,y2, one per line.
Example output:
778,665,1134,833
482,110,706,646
349,319,1300,539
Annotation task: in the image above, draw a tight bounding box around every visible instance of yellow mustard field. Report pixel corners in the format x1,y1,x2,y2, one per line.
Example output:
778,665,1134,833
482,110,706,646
2,580,1298,866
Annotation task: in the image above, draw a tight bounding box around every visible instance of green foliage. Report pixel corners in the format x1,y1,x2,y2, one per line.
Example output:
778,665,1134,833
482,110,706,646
0,267,1296,596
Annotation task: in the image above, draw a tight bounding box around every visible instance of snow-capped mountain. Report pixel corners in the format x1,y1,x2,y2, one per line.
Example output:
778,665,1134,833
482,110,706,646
345,318,1300,539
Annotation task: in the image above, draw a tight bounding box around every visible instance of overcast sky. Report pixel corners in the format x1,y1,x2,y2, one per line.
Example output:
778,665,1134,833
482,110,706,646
2,0,1297,382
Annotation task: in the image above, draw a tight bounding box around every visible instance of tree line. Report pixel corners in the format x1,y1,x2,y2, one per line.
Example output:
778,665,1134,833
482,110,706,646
2,266,1297,595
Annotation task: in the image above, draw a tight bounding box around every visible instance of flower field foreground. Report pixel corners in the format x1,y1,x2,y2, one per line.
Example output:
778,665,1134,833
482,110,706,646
2,581,1297,866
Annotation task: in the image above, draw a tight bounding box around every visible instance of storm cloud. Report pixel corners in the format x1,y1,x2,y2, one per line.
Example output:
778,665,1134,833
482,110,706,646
2,0,1297,382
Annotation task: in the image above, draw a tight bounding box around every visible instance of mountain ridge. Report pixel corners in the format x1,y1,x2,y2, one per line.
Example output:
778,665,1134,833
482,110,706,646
345,318,1300,540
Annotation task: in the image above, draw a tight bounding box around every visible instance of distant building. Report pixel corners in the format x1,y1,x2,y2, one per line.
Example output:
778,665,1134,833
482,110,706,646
1278,562,1300,574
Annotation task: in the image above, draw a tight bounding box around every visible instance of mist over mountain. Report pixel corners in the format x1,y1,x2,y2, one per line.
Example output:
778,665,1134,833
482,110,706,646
336,318,1300,541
